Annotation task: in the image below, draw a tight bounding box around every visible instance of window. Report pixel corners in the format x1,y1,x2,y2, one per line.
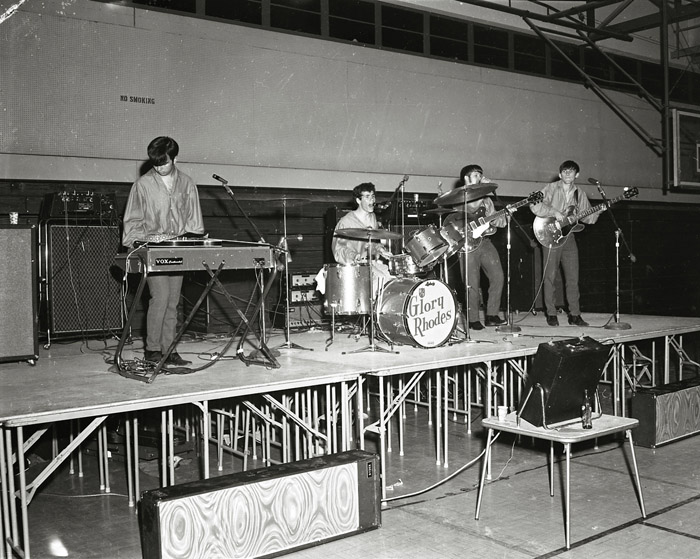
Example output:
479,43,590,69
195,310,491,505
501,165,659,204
381,5,423,54
429,15,469,62
473,25,508,69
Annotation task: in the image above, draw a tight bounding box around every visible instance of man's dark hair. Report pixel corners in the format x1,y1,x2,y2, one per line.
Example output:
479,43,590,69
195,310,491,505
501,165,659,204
147,136,179,166
460,164,483,184
559,160,580,174
352,182,376,200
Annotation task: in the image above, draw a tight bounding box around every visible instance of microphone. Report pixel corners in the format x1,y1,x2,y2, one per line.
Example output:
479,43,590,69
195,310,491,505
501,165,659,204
587,177,600,185
212,174,228,185
375,201,392,211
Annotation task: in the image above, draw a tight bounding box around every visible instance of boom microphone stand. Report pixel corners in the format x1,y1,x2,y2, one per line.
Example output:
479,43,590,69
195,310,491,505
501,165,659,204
588,178,632,330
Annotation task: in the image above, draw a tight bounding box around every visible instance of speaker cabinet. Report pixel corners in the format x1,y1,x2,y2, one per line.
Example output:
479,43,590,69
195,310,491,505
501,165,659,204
0,225,39,363
140,450,381,559
42,223,123,336
631,378,700,448
519,336,609,427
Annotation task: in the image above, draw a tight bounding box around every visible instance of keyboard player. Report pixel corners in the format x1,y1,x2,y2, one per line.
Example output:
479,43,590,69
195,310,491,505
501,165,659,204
122,136,205,366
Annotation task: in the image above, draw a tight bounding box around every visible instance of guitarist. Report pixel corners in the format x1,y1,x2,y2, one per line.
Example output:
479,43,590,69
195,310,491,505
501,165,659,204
448,164,506,330
530,160,598,327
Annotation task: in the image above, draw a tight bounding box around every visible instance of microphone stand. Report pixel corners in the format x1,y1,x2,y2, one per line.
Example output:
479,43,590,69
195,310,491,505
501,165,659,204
589,179,632,330
213,174,268,244
213,174,280,360
496,211,521,333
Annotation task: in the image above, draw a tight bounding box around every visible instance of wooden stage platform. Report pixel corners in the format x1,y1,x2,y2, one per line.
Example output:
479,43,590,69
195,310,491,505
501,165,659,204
2,312,700,558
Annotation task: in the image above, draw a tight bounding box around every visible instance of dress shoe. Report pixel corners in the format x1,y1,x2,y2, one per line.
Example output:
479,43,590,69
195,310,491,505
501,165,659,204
144,350,163,363
485,315,506,327
546,315,559,327
165,352,191,366
568,314,589,327
469,321,484,331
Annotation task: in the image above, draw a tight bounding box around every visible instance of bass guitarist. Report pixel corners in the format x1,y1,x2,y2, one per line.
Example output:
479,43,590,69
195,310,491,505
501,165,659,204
530,160,598,327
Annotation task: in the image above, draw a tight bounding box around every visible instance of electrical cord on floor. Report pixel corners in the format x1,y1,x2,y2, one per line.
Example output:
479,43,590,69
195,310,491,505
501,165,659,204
383,431,501,503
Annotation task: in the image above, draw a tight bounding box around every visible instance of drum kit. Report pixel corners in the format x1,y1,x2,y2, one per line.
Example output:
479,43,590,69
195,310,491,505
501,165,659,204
326,182,500,351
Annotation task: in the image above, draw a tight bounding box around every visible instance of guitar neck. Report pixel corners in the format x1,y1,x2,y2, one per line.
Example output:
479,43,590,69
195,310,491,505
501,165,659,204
565,194,625,224
470,197,530,228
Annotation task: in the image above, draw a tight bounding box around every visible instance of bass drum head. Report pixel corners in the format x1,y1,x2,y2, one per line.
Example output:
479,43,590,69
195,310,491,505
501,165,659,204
377,278,457,348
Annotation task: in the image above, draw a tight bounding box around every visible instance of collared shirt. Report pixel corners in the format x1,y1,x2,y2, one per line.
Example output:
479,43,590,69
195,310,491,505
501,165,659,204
122,167,205,248
331,209,381,264
530,180,599,225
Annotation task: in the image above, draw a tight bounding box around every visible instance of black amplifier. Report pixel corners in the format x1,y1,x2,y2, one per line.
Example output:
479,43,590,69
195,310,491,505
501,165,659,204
41,191,116,220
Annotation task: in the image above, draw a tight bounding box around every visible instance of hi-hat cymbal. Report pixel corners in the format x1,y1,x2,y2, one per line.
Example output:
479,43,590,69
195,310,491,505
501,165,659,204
423,207,464,216
334,228,402,241
433,183,498,206
267,197,310,207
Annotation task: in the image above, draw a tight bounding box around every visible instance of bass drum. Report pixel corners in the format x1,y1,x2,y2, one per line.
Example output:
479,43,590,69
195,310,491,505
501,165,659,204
377,278,457,348
324,264,370,315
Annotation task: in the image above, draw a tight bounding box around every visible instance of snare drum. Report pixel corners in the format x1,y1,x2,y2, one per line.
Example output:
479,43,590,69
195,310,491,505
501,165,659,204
404,225,448,268
439,220,466,259
377,278,457,348
324,263,371,315
388,254,421,278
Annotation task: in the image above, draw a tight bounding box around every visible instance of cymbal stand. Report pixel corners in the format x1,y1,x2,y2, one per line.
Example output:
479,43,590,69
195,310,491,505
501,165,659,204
497,212,521,333
275,197,313,351
344,236,397,355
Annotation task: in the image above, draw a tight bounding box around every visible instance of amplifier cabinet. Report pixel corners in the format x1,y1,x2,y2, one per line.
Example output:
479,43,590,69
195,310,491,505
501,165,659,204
41,223,123,336
0,225,39,363
631,378,700,448
140,450,381,559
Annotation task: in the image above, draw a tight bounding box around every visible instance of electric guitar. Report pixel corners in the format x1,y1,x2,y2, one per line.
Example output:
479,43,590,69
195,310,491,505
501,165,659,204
461,191,544,252
533,187,639,248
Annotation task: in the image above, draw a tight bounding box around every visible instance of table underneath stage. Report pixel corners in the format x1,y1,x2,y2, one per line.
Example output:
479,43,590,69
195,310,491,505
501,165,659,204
475,413,647,549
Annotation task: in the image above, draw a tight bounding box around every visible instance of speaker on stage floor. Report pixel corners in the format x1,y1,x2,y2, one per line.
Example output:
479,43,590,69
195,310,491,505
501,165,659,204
0,225,39,363
43,223,123,336
140,450,381,559
519,336,609,427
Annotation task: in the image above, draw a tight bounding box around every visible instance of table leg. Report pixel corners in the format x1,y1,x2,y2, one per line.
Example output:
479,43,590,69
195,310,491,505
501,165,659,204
626,430,647,517
565,442,571,549
549,442,554,496
475,428,493,519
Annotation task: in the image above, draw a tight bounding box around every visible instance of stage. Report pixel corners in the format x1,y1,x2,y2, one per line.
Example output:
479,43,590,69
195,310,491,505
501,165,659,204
2,311,700,558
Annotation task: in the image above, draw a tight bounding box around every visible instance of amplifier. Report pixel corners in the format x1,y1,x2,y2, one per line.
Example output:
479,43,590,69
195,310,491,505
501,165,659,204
140,450,381,559
41,191,116,220
631,378,700,448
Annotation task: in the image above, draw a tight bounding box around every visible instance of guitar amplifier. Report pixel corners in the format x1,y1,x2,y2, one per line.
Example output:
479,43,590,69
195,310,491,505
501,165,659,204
631,378,700,448
140,450,381,559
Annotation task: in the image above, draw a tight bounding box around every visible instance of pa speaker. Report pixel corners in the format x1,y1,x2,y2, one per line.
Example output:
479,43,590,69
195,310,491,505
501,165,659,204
519,336,609,427
43,223,123,336
140,450,381,559
0,225,39,363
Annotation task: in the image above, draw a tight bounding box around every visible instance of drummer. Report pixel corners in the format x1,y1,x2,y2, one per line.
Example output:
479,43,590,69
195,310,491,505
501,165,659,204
332,182,393,289
447,165,506,330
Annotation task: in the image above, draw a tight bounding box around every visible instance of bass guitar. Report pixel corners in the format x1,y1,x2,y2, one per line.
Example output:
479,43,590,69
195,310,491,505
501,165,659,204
533,187,639,248
459,191,544,252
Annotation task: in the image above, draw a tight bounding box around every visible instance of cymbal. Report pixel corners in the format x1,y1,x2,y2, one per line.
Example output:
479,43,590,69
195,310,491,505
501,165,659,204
266,197,310,207
422,207,464,216
433,183,498,206
334,228,402,241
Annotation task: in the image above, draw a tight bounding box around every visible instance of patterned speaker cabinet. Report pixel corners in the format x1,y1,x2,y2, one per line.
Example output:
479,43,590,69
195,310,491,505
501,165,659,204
139,450,381,559
631,378,700,448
